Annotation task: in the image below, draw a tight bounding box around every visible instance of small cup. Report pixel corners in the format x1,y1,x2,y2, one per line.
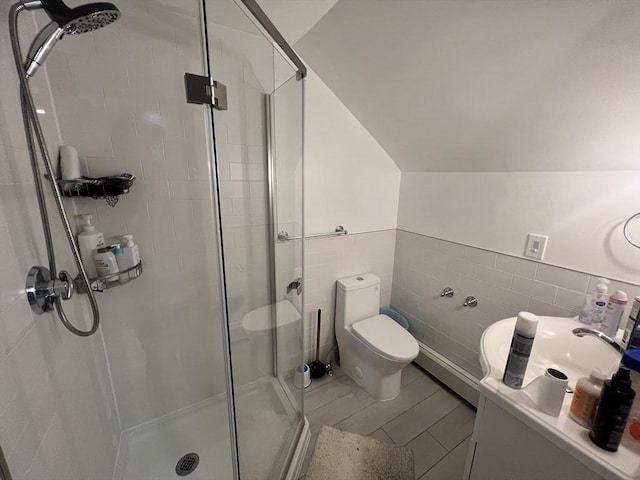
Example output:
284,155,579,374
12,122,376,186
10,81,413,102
294,364,311,389
529,368,568,417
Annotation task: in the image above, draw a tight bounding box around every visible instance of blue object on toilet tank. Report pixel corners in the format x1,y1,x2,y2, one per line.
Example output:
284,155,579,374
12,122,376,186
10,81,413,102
380,307,409,330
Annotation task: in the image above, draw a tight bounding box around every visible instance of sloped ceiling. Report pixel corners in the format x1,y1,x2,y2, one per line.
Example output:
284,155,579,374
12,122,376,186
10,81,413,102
258,0,338,44
294,0,640,172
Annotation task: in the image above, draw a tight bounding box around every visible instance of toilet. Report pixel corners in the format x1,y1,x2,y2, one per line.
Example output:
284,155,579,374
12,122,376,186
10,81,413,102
336,273,419,401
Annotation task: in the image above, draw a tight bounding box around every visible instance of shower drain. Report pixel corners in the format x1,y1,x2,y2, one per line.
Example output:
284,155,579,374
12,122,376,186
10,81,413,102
176,453,200,476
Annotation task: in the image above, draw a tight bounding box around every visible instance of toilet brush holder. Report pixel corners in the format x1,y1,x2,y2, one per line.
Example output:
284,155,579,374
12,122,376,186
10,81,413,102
294,364,311,389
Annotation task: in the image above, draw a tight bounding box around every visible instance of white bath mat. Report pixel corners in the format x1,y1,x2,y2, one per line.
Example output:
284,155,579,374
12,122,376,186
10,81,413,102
306,425,414,480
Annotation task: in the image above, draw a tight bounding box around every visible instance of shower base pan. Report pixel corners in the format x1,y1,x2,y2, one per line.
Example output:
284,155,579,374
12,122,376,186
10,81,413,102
113,377,301,480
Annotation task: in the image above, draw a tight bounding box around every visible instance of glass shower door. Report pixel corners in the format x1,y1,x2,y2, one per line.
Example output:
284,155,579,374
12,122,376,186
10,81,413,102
203,0,304,478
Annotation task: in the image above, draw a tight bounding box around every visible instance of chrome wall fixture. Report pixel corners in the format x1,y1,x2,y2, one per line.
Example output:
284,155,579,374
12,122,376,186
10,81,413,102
278,225,348,242
440,287,454,298
463,296,478,307
9,0,121,336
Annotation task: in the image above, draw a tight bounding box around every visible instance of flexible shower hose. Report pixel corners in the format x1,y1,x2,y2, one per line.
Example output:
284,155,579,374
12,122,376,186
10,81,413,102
9,2,100,336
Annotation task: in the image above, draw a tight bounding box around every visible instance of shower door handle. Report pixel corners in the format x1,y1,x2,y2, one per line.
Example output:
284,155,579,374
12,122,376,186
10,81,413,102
287,278,302,296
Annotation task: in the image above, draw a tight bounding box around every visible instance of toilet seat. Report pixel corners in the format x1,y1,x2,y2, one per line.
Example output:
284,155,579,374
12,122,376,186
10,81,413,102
351,314,419,362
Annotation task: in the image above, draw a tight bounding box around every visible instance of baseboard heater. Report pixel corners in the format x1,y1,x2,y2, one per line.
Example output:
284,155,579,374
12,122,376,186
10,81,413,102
413,342,480,408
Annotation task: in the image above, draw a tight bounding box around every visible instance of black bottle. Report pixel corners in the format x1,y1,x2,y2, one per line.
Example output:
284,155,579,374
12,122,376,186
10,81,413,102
589,366,636,452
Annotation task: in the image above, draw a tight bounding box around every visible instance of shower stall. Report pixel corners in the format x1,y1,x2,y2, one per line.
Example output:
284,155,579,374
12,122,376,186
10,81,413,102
0,0,306,479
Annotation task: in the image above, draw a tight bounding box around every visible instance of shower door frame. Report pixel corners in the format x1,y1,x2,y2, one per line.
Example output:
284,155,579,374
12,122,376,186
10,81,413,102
199,0,307,479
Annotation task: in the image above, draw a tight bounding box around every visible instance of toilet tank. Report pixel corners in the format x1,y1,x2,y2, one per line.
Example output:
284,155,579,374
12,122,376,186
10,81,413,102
336,273,381,328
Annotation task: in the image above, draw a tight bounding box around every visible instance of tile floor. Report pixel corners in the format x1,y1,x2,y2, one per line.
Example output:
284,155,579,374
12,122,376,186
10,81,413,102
299,363,476,480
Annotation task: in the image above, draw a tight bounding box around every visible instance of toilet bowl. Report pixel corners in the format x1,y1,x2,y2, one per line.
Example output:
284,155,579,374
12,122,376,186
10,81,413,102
336,273,419,401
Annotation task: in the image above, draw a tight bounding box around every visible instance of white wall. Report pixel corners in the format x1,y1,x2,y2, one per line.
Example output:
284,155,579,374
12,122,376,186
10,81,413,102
304,69,401,234
304,230,396,363
392,231,640,379
0,6,120,479
43,1,229,430
398,171,640,284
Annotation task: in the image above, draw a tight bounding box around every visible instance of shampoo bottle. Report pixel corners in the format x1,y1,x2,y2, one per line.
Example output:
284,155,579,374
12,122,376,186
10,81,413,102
77,214,104,279
600,290,628,337
503,312,538,389
589,366,636,452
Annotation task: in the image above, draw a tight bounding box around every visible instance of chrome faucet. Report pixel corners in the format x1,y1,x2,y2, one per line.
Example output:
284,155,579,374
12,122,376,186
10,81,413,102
572,327,625,354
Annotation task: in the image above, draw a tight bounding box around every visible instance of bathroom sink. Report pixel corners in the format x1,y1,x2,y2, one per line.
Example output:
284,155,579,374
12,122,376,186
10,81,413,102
474,315,638,480
481,315,621,388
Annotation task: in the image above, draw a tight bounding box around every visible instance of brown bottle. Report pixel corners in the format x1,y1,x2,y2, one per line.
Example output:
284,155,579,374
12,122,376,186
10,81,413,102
589,366,636,452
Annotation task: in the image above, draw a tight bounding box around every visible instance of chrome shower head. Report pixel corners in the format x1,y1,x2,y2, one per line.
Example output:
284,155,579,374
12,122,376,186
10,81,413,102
22,0,120,77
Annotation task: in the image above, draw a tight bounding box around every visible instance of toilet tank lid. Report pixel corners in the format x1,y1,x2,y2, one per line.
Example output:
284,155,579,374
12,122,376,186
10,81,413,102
337,273,381,291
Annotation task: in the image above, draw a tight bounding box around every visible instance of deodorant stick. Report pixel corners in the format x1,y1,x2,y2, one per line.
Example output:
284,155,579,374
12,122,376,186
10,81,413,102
503,312,538,389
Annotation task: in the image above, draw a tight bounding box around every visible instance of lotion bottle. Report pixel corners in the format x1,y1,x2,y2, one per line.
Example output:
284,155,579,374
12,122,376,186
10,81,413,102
503,312,538,389
569,368,607,428
77,214,104,279
589,366,636,452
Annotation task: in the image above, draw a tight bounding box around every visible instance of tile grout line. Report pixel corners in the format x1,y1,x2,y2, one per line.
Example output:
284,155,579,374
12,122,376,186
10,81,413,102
419,434,472,479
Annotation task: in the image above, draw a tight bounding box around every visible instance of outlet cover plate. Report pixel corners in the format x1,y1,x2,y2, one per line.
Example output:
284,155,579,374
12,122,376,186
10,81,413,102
525,234,548,260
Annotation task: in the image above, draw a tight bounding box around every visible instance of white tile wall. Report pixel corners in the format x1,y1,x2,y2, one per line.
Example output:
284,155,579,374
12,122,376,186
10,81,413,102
303,230,397,363
392,230,640,379
0,4,119,478
27,0,229,431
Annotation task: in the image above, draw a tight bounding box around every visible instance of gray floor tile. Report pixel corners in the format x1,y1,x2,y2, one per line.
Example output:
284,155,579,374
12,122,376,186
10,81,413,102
418,437,471,480
351,383,378,407
336,375,442,436
427,403,476,451
383,388,461,445
406,430,448,478
368,428,394,444
401,362,426,386
305,372,338,393
304,376,359,412
307,393,364,434
301,361,474,480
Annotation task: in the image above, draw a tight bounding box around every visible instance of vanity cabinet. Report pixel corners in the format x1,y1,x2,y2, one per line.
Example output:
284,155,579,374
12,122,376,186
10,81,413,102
464,395,605,480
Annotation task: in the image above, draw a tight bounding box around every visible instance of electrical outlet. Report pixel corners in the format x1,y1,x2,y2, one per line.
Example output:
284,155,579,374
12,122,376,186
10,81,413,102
525,234,548,260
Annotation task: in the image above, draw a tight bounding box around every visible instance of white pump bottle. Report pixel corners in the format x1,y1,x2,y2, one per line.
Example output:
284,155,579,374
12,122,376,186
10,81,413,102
77,214,104,279
116,234,140,278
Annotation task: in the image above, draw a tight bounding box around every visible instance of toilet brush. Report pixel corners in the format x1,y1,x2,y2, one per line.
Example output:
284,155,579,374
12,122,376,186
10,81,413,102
309,309,326,379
